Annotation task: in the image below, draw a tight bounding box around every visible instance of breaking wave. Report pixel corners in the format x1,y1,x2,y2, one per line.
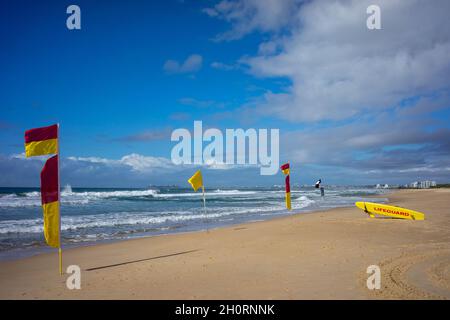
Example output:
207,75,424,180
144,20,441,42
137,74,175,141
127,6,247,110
0,186,388,255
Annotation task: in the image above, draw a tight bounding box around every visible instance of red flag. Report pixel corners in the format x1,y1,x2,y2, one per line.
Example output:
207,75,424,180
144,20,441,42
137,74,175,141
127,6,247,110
280,163,291,210
40,155,60,248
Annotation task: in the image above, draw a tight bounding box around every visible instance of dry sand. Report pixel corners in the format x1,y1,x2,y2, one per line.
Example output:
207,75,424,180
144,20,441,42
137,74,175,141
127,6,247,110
0,189,449,299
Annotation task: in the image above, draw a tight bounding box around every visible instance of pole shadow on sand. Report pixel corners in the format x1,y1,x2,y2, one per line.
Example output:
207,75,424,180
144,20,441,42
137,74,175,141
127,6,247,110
84,249,200,271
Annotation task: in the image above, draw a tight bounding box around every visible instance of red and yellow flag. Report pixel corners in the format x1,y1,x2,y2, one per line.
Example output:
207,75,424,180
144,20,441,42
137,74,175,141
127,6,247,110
24,124,60,248
40,155,60,248
280,163,291,210
25,124,58,157
24,124,62,273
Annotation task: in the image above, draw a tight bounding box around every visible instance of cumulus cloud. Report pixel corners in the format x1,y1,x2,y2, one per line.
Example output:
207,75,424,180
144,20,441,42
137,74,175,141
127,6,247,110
67,154,175,173
0,152,263,187
280,111,450,181
203,0,450,184
0,154,183,187
237,0,450,122
210,61,238,71
163,54,203,74
203,0,301,41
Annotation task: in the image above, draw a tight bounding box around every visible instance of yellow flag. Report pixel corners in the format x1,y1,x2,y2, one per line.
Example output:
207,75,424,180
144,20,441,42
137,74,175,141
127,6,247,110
188,170,203,192
42,201,60,247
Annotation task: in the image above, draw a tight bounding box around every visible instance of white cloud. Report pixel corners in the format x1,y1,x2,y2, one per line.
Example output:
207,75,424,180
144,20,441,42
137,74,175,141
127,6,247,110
206,0,450,122
0,152,274,187
10,153,49,162
200,0,450,184
203,7,219,17
68,154,175,173
120,154,174,172
10,153,27,160
203,0,300,41
239,0,450,122
280,111,450,174
66,156,113,164
210,61,238,71
163,54,203,74
66,153,250,173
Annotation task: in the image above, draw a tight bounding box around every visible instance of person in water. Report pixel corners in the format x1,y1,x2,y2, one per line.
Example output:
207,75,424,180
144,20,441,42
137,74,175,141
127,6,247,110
315,179,321,188
315,179,325,197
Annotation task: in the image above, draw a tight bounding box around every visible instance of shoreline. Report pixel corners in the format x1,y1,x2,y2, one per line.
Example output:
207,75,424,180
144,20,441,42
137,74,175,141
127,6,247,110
1,189,449,299
0,190,390,262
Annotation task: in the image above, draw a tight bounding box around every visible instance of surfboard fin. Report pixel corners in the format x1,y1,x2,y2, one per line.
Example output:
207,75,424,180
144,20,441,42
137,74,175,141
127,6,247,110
363,203,374,218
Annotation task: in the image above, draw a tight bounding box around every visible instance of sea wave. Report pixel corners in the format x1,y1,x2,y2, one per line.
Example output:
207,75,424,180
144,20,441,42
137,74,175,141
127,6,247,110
294,195,316,209
0,186,390,256
0,194,320,235
0,203,294,234
0,188,266,208
0,189,160,208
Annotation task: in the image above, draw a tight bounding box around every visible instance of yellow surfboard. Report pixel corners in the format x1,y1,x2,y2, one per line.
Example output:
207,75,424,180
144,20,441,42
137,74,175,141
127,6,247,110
355,202,425,220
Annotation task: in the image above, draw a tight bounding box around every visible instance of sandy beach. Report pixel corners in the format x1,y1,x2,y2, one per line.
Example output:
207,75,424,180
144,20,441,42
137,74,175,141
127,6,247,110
0,189,449,300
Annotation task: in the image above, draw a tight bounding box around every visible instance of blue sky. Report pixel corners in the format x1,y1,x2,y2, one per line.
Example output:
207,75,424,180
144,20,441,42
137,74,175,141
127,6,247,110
1,0,450,187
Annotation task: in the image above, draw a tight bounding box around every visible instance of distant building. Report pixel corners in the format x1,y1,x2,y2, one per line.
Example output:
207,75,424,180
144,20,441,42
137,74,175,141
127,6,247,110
375,183,398,189
408,180,436,189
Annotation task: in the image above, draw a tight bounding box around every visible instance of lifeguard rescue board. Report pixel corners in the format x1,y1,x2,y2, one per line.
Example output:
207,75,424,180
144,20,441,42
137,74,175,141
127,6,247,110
355,202,425,220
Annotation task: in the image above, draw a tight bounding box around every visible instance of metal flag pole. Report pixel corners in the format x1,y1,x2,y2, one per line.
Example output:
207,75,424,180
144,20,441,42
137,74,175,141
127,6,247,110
202,186,206,214
57,123,62,275
202,185,208,232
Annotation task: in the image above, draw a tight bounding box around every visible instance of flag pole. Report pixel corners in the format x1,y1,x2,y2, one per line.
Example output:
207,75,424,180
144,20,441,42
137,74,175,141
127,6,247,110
57,123,62,276
202,185,208,232
202,186,206,214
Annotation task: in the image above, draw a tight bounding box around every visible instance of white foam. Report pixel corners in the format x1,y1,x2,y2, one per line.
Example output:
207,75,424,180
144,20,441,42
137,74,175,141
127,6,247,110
0,202,290,234
154,190,257,198
292,195,316,209
0,189,160,208
0,188,286,208
0,188,388,240
63,189,159,199
212,189,257,195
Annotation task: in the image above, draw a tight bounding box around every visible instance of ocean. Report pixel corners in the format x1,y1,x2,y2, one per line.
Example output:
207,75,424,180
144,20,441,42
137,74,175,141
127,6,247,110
0,185,389,259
